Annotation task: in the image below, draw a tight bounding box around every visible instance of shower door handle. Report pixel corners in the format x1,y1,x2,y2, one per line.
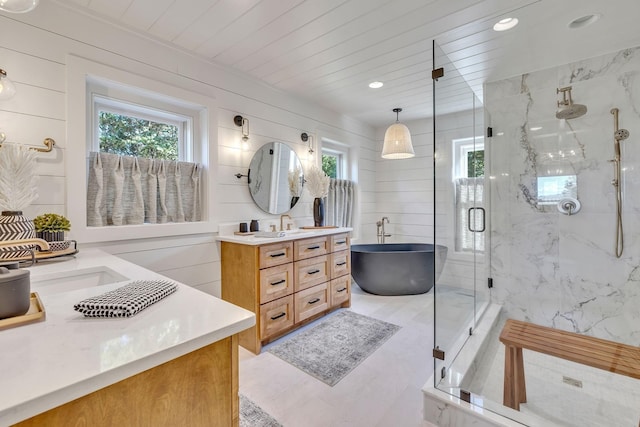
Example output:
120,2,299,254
467,207,486,233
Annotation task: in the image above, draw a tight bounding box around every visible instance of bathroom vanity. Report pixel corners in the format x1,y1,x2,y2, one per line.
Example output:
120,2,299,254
0,249,255,427
219,228,352,354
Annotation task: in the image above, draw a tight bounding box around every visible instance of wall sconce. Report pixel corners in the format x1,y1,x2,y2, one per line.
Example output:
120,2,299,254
0,0,39,13
301,132,314,154
234,115,250,142
381,107,415,159
0,69,17,100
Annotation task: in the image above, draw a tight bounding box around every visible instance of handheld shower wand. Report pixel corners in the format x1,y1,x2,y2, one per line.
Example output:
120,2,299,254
610,108,630,258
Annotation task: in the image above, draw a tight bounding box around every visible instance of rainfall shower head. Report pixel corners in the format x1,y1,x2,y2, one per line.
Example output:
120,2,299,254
556,86,587,119
614,128,630,141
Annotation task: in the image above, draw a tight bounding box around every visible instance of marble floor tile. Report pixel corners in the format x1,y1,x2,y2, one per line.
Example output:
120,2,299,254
239,283,446,427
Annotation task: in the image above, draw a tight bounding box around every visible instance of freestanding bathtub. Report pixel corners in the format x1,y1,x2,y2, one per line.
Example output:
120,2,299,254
350,243,448,295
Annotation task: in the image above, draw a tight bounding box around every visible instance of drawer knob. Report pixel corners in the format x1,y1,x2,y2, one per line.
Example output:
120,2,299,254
270,252,286,258
270,312,286,320
336,261,347,266
308,298,321,305
270,279,286,286
307,245,321,250
307,269,320,275
337,287,347,293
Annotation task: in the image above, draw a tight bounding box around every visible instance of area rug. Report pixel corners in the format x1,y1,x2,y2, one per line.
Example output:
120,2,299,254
268,310,401,386
239,394,283,427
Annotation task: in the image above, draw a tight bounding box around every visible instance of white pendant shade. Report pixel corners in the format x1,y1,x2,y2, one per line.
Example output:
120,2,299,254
0,0,38,13
381,122,414,159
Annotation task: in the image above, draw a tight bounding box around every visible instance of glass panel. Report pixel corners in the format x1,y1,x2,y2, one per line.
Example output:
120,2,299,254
433,39,488,394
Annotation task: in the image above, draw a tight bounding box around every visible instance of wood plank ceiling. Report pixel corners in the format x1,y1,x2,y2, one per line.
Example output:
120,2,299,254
53,0,640,126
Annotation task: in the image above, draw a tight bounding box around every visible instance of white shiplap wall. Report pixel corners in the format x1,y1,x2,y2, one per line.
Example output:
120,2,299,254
0,3,376,296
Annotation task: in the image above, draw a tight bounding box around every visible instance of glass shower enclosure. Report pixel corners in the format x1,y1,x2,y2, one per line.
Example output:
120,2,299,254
432,40,489,394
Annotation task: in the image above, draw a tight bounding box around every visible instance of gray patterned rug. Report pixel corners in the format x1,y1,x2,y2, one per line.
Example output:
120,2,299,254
268,310,401,386
239,394,282,427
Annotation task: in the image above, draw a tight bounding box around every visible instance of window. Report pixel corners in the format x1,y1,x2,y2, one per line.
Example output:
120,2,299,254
95,96,189,161
454,138,484,178
453,137,485,253
321,139,348,179
66,55,216,243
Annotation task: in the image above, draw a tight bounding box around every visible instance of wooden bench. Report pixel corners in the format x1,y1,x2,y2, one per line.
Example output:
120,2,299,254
499,318,640,411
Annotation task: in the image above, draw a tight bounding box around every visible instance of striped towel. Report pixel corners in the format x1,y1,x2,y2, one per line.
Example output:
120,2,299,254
74,280,177,318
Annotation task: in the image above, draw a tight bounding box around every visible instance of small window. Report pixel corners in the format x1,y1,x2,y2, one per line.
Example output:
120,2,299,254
94,96,192,161
454,137,484,179
321,139,348,179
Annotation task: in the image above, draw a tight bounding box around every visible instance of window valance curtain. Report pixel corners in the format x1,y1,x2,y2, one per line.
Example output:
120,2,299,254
326,179,356,227
87,152,202,227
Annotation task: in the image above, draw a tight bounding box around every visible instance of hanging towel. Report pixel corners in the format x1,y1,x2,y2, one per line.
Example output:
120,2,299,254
73,280,178,318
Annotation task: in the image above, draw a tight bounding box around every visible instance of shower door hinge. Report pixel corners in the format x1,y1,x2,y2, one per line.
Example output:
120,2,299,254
441,367,446,379
432,67,444,80
487,126,493,138
433,346,445,360
460,389,471,403
488,277,494,289
469,327,473,336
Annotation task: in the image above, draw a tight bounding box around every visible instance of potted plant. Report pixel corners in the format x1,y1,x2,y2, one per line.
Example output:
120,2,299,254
33,213,71,243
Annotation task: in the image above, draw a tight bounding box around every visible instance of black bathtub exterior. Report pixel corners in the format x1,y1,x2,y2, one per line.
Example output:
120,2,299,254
350,243,448,296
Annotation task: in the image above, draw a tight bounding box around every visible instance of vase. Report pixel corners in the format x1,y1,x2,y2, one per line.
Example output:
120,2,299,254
313,198,324,227
0,211,36,259
36,231,65,242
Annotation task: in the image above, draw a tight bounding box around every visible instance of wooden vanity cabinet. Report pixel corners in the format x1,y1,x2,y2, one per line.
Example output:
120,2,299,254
221,231,351,354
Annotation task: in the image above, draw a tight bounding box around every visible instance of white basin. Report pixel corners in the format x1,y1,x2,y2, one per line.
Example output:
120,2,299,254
281,229,315,237
31,266,129,296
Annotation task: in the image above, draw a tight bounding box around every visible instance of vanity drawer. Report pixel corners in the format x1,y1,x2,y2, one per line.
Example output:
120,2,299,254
330,250,350,279
260,295,294,339
330,233,350,252
330,276,351,307
295,283,329,323
294,255,329,291
259,263,294,304
294,236,328,261
259,241,294,269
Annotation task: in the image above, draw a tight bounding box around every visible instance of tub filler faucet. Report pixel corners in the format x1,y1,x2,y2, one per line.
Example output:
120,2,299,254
377,217,391,244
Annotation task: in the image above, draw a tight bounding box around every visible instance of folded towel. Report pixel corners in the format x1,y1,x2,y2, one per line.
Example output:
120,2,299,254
74,279,177,318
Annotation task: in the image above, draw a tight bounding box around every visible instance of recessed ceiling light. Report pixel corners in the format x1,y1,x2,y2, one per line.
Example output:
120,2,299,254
568,14,601,29
530,126,542,131
368,81,384,89
493,17,518,32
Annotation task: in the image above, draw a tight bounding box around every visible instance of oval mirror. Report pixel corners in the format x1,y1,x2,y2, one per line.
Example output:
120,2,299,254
248,142,304,214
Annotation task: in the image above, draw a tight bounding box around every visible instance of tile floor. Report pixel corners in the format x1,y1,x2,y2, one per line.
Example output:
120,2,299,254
239,283,444,427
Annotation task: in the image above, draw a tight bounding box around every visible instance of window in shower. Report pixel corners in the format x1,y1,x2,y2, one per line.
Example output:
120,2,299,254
453,137,485,253
536,175,577,205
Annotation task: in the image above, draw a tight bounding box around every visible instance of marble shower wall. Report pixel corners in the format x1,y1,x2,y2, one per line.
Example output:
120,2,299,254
486,46,640,346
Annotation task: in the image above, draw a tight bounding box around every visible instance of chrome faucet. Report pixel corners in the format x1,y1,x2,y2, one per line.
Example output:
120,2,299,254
280,214,292,231
376,216,391,243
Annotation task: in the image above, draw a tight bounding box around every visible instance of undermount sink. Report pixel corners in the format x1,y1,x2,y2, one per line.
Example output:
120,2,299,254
31,266,129,296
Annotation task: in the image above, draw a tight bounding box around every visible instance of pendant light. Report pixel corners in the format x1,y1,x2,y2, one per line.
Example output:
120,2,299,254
0,0,39,13
381,108,414,159
0,69,16,100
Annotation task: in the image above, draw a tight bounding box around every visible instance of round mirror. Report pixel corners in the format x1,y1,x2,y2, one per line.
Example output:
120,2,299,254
248,142,304,214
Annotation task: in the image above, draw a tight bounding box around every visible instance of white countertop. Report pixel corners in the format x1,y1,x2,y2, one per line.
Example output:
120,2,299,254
0,248,255,426
216,227,352,245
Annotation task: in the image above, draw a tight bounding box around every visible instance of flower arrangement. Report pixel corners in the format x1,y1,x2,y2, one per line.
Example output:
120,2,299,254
305,166,330,198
